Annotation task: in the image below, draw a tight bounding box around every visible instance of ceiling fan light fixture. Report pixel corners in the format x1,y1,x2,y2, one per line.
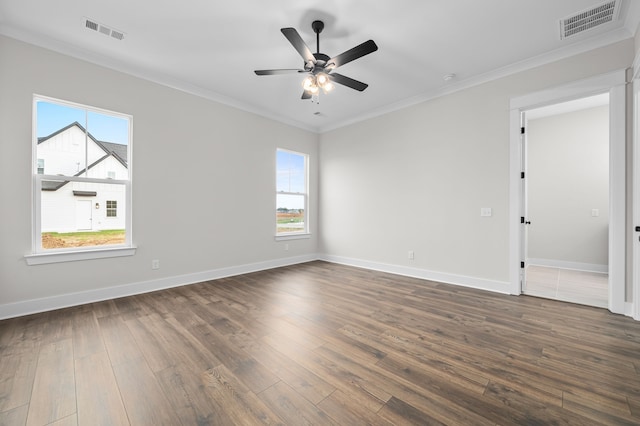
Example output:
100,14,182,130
302,75,316,91
316,73,330,86
303,72,334,95
322,81,334,93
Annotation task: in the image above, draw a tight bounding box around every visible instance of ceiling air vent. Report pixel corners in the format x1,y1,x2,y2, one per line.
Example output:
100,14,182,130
83,17,125,41
85,19,98,31
559,0,620,40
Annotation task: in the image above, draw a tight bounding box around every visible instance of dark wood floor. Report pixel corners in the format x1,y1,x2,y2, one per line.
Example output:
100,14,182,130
1,261,640,425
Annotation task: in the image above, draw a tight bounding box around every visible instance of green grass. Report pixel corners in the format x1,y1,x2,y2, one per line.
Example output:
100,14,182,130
277,218,303,224
44,229,125,238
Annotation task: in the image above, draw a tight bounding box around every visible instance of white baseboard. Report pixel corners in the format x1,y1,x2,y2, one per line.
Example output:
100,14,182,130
318,254,512,295
527,258,608,274
0,254,318,320
2,253,629,321
625,302,635,318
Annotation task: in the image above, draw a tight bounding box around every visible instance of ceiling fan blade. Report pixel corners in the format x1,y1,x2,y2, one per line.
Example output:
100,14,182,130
327,40,378,69
328,73,369,91
281,27,315,64
302,90,312,100
254,69,306,76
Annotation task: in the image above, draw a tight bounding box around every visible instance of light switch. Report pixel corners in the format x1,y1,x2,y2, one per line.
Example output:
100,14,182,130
591,209,599,217
481,207,492,217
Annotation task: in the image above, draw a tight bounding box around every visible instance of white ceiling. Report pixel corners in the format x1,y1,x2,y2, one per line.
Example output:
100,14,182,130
1,0,639,133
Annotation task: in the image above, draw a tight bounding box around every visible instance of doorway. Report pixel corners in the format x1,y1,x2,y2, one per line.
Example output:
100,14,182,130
522,94,609,308
509,69,626,315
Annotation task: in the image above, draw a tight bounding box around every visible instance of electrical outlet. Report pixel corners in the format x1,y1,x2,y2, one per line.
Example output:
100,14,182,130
481,207,492,217
151,259,160,270
408,251,414,260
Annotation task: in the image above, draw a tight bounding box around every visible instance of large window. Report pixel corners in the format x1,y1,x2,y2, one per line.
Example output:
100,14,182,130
28,95,133,263
276,149,308,236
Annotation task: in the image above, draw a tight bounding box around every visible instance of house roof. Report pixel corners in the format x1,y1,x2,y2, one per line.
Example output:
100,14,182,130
38,121,128,166
41,152,125,191
40,122,128,192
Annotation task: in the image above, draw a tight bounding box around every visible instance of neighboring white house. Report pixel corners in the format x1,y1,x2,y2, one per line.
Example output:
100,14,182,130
37,122,128,233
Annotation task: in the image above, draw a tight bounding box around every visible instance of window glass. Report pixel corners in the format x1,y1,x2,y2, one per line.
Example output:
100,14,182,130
276,149,308,235
34,96,131,253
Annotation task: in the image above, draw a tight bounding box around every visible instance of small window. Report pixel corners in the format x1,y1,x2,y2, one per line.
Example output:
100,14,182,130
37,158,45,174
276,149,308,235
106,200,117,217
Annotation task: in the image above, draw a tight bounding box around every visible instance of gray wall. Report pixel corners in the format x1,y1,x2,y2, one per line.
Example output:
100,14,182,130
527,105,609,269
319,40,633,292
0,33,635,315
0,35,318,309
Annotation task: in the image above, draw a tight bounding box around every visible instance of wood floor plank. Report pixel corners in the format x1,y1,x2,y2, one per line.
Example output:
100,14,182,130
111,356,180,425
258,380,337,425
26,339,76,426
0,351,38,413
75,351,129,426
243,339,336,405
262,333,388,413
201,364,285,425
71,310,105,359
378,396,447,426
156,363,235,425
0,404,28,426
317,390,394,426
2,260,640,425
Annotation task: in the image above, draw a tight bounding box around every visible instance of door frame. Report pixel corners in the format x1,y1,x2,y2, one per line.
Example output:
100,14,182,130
509,69,627,315
633,63,640,321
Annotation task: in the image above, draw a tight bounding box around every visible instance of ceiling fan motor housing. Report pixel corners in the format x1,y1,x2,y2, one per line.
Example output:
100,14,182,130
312,20,324,34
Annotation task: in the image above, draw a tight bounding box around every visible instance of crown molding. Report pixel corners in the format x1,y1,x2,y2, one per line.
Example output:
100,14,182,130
0,24,321,134
320,27,634,133
1,21,633,135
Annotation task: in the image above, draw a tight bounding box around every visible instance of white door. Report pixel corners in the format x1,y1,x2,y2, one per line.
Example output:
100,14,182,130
76,200,92,230
520,113,529,293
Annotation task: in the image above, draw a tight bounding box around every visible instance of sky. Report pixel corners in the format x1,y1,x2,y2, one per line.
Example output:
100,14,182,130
37,100,129,145
276,150,306,209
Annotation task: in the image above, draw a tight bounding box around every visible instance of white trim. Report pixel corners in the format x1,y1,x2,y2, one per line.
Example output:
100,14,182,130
2,254,318,320
319,254,511,295
322,28,633,133
625,302,635,317
1,22,633,134
24,246,136,265
275,233,311,241
633,74,640,320
527,258,608,274
509,69,628,315
32,95,134,257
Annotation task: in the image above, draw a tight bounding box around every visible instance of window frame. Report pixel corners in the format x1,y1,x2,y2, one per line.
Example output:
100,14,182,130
25,95,135,265
275,148,310,240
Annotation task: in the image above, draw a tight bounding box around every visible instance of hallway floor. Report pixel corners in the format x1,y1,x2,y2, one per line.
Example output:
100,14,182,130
524,265,608,308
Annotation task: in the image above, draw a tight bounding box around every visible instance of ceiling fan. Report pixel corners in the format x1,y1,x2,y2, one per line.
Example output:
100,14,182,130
254,20,378,99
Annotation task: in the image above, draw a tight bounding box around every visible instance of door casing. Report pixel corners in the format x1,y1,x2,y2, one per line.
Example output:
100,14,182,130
509,69,627,315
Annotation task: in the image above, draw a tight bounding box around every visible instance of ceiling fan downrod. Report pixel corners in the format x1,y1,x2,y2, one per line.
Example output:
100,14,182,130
312,20,324,54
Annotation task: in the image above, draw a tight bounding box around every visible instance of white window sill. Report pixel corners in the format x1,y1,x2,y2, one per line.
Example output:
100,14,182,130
275,233,311,241
25,246,136,265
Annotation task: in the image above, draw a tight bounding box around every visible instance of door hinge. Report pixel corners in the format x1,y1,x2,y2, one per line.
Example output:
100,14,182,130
521,172,525,179
521,216,525,224
520,261,525,269
521,127,525,134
